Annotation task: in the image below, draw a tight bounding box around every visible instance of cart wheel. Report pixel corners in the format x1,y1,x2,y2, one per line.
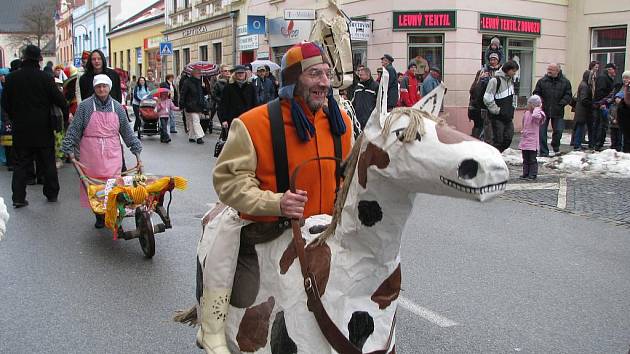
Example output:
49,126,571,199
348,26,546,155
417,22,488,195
136,209,155,258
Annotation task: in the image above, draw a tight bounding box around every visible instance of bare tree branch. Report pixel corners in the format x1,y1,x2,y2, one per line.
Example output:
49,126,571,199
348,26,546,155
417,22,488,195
10,0,56,49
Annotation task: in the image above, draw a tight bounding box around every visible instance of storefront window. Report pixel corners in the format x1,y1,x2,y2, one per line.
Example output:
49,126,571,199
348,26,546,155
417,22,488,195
174,49,180,75
352,43,367,69
482,35,533,108
199,45,208,61
183,48,190,66
591,27,626,82
272,45,292,65
213,43,221,65
408,34,443,77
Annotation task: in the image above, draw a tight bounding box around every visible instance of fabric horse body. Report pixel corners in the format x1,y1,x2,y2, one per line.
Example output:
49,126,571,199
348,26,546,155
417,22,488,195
192,67,509,353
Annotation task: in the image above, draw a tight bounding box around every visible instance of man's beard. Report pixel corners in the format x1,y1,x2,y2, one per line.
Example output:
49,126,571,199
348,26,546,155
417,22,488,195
295,82,326,113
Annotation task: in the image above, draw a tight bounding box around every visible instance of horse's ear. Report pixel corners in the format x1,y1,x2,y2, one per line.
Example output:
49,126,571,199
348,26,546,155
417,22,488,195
413,82,446,117
365,67,388,130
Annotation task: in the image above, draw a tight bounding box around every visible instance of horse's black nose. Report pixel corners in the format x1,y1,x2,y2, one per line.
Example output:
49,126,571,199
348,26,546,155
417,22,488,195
458,159,479,180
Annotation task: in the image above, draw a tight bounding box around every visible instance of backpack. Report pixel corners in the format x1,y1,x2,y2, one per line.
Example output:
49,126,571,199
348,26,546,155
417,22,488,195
474,75,500,109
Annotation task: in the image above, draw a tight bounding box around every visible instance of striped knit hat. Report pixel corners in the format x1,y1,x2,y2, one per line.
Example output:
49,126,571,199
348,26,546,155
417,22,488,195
279,41,330,99
279,41,345,141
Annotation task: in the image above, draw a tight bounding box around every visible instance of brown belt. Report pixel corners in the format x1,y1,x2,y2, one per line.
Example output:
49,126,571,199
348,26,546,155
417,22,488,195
290,157,396,354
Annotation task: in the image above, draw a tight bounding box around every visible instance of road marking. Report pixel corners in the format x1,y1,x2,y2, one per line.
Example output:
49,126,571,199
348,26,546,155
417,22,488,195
557,177,567,209
398,296,459,327
507,183,559,191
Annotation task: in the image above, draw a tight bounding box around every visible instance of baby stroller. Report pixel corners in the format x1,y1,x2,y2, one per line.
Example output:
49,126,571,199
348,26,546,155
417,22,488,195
137,96,160,138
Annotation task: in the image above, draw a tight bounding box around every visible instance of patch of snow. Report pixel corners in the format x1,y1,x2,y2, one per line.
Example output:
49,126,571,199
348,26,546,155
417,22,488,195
503,148,630,177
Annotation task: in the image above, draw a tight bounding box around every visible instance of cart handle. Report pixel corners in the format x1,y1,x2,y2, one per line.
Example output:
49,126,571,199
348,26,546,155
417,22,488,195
71,159,143,186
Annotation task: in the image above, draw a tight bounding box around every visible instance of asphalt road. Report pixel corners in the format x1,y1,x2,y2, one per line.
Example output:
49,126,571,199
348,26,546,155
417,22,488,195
1,126,629,353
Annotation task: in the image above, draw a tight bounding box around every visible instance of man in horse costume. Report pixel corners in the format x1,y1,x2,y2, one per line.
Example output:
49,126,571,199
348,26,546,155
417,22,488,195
195,41,353,353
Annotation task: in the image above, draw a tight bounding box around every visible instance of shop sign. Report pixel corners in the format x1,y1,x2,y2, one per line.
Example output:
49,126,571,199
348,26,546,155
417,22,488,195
238,35,259,51
268,18,312,47
350,21,372,41
479,13,541,36
237,25,248,37
284,9,315,21
257,51,269,59
182,25,208,38
144,35,163,49
136,47,142,62
247,15,266,35
393,11,456,31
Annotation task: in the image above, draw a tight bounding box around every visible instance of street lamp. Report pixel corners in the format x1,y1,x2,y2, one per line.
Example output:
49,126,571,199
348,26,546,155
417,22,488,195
73,24,90,57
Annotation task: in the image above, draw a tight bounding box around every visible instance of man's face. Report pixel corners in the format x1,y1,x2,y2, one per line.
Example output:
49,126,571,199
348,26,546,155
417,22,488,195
90,53,102,71
147,70,154,79
431,70,440,79
296,63,331,113
235,71,246,81
94,83,110,99
221,68,230,79
489,58,499,67
409,66,416,75
54,68,62,76
381,58,389,67
192,70,201,79
607,67,616,78
358,69,370,81
257,69,265,78
546,65,559,78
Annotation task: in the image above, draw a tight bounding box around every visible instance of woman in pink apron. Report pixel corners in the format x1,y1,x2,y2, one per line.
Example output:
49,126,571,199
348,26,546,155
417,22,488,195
62,74,142,228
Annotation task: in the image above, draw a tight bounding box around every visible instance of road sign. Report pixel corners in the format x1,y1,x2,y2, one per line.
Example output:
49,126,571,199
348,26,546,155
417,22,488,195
159,42,173,56
247,15,266,35
74,57,81,67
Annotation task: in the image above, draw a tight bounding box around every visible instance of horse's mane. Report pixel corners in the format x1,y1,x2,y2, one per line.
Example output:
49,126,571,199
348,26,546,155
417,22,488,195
314,107,442,244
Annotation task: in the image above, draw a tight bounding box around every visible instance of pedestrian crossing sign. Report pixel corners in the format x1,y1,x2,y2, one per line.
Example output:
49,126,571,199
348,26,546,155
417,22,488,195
159,42,173,56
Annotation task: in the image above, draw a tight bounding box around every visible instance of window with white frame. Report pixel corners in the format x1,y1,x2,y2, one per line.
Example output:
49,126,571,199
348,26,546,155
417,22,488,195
590,26,626,82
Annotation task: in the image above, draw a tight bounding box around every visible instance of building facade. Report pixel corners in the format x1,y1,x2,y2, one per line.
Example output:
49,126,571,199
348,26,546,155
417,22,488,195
163,0,247,75
55,0,75,66
109,0,165,80
72,0,111,65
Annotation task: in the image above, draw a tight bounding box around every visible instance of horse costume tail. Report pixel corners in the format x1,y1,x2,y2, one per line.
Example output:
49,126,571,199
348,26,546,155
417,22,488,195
173,305,198,326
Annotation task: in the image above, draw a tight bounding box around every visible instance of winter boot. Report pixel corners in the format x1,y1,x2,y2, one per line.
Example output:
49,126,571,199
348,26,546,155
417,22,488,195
94,213,105,229
529,162,539,179
520,162,530,179
196,288,231,354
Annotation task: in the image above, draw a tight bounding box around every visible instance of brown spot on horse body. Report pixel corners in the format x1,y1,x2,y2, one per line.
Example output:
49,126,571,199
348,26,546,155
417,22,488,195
236,296,275,352
358,143,390,188
371,265,401,309
279,239,331,296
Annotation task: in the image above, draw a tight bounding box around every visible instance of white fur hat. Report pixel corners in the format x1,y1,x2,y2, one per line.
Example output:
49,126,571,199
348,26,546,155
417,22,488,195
93,74,112,88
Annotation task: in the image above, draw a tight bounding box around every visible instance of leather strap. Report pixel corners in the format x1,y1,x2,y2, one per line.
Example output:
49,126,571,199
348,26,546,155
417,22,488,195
289,157,396,354
268,98,289,195
333,132,342,191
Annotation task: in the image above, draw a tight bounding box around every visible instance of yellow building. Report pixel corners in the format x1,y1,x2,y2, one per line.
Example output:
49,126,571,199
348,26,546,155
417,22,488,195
108,0,165,82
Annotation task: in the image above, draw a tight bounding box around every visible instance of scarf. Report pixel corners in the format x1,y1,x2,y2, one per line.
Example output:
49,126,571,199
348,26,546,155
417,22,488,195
290,89,346,142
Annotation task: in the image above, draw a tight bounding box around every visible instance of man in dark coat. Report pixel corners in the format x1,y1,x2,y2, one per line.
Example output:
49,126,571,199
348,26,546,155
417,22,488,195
381,54,398,111
219,65,257,129
592,63,617,150
79,50,122,103
533,63,572,156
180,69,206,144
352,67,379,129
1,45,67,207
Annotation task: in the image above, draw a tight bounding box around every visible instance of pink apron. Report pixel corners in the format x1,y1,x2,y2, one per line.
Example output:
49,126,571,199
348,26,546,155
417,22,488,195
79,100,122,208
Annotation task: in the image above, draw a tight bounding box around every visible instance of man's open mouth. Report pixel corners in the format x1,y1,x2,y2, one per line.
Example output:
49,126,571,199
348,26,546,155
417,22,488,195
440,176,507,195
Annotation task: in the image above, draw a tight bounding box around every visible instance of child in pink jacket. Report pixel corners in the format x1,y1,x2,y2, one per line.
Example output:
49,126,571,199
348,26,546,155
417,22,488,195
518,95,546,179
155,91,180,143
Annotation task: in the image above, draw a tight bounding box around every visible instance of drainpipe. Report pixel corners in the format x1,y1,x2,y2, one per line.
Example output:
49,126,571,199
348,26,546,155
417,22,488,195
231,11,237,65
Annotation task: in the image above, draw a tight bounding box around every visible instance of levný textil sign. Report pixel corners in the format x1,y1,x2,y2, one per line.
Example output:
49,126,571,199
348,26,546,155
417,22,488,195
392,11,456,31
479,13,541,36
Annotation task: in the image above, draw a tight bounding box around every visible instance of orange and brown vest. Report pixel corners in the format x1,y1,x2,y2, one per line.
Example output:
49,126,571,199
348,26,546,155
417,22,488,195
239,98,352,222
